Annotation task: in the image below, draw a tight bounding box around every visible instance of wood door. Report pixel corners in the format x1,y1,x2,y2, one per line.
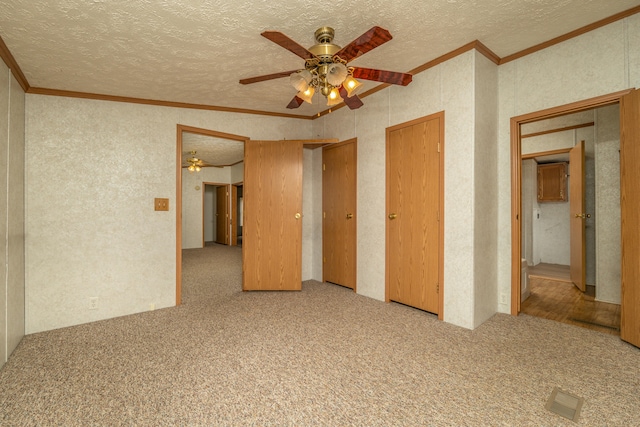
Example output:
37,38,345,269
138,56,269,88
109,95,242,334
386,113,443,315
569,141,586,292
620,88,640,348
243,140,303,291
215,185,229,245
323,139,357,290
231,185,238,246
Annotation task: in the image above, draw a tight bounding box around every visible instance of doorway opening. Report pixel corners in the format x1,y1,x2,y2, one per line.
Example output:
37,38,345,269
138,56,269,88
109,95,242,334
517,110,621,335
510,90,632,334
203,183,231,247
176,125,248,305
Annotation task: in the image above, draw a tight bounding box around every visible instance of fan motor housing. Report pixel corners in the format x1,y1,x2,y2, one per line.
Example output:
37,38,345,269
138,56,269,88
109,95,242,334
309,27,341,61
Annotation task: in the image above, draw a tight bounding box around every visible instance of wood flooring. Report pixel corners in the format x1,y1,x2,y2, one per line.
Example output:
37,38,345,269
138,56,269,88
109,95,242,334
521,272,621,336
527,263,571,282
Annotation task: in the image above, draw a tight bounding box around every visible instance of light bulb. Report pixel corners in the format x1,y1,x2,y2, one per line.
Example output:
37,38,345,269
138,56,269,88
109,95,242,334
343,75,362,97
298,86,315,104
326,87,343,106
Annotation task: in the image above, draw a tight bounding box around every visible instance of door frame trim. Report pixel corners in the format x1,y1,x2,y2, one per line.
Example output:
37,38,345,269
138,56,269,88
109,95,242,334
176,125,249,305
385,111,445,320
510,89,633,315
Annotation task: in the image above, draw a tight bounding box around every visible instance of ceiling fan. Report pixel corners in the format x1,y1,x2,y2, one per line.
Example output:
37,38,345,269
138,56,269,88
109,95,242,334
184,151,209,172
239,26,413,110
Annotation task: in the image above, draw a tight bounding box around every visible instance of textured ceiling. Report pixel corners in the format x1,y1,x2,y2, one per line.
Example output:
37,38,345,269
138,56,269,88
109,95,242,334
5,1,637,167
182,132,244,167
1,0,639,119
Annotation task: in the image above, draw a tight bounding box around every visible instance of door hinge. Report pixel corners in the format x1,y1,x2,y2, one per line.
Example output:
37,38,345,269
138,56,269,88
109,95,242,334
437,142,441,153
323,163,326,171
323,257,326,263
323,211,326,219
436,282,439,293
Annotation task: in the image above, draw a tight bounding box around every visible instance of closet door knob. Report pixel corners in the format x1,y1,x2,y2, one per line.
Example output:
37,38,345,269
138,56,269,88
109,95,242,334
388,213,397,220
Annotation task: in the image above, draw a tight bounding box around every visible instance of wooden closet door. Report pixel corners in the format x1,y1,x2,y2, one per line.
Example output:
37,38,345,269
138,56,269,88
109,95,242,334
386,113,443,315
323,139,357,290
243,140,303,291
569,141,586,292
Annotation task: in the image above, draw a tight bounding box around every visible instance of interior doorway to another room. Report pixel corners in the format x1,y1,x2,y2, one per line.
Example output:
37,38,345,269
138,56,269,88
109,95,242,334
511,91,631,338
203,183,231,247
176,125,248,305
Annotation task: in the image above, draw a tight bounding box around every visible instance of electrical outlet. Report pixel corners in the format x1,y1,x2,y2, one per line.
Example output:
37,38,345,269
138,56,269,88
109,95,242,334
499,293,508,305
89,297,98,310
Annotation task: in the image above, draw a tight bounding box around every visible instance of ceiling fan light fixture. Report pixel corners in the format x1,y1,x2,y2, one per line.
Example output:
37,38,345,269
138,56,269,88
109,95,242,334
298,86,315,104
325,62,348,86
326,87,343,106
343,75,362,97
290,70,312,92
186,150,202,173
243,26,413,110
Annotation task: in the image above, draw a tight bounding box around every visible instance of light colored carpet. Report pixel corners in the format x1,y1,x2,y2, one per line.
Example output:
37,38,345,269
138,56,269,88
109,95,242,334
1,244,639,426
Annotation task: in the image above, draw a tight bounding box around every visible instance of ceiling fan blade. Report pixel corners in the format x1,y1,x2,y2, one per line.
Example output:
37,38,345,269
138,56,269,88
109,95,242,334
286,96,304,109
239,69,300,85
262,31,317,60
335,26,393,62
352,67,412,86
338,87,364,110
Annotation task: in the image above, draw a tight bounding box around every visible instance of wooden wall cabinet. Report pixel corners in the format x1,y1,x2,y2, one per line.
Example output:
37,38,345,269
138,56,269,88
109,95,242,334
537,162,567,202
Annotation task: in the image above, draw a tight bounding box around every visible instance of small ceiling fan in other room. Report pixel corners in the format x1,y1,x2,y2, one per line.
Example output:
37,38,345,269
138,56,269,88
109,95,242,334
239,26,412,110
184,151,210,172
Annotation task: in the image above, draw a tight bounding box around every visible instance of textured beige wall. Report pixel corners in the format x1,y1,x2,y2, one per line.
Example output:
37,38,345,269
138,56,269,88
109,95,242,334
7,73,25,357
25,95,312,334
302,148,322,282
473,51,499,327
0,62,26,367
230,161,243,184
497,15,640,312
0,60,8,366
595,104,621,304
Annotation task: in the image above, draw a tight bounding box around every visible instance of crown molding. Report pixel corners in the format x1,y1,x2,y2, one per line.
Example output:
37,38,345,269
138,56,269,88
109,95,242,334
27,87,312,120
0,35,29,92
500,4,640,64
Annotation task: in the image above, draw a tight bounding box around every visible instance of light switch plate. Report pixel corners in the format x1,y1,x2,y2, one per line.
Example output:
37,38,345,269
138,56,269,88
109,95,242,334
155,198,169,211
